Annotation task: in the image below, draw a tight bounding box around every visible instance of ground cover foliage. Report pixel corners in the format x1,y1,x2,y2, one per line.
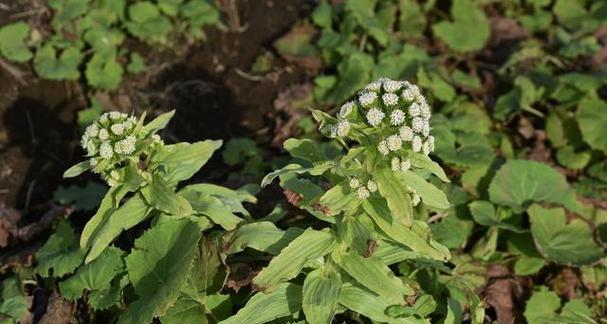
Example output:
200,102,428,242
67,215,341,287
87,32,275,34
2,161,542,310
1,0,607,323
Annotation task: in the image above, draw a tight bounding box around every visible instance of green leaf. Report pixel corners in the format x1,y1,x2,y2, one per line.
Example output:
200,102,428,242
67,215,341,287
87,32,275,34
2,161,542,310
85,193,151,263
409,153,449,182
219,283,302,324
577,98,607,154
252,229,336,292
524,286,560,324
0,277,27,322
311,1,332,28
119,219,201,324
528,204,603,266
127,52,146,73
0,22,32,62
338,282,404,324
318,181,357,216
77,98,103,130
333,250,404,303
488,160,581,213
362,198,450,261
54,182,106,211
514,256,545,276
63,160,92,178
432,0,490,52
222,221,304,255
126,2,172,43
318,52,373,104
397,171,450,210
33,44,82,80
35,220,85,277
141,174,193,216
283,138,329,163
85,50,124,90
302,268,341,324
150,140,222,184
142,110,175,135
59,247,124,310
468,200,522,232
399,0,426,37
556,146,591,170
374,168,413,227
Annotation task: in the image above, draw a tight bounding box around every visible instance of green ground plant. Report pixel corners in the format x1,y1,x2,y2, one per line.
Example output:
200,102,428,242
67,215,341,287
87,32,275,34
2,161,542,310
0,0,220,90
31,111,255,323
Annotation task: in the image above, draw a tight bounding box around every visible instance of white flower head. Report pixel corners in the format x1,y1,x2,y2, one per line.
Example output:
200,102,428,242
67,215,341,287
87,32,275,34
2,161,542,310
400,159,411,172
383,80,403,92
109,111,124,120
98,129,109,141
399,126,414,141
349,177,361,189
336,119,351,137
84,124,99,138
391,157,401,171
412,117,425,133
421,121,431,137
382,93,399,106
420,101,431,119
99,141,114,159
411,193,421,206
99,114,109,124
427,136,435,152
89,157,98,167
365,80,383,92
356,186,370,200
390,109,406,126
367,180,377,193
358,91,378,107
409,102,422,117
366,108,385,126
378,140,389,156
412,135,422,152
85,139,96,156
422,140,432,155
110,123,125,136
386,135,402,151
339,101,355,119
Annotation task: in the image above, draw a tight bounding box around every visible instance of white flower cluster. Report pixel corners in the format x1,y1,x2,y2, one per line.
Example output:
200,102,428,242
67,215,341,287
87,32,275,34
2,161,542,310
349,177,378,200
80,111,142,185
324,78,435,157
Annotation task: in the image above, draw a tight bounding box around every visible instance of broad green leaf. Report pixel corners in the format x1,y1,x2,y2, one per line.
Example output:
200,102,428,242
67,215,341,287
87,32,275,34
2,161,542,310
54,182,106,211
374,168,413,227
302,268,341,324
86,193,151,263
119,219,201,324
34,44,82,80
318,181,357,216
556,146,591,170
0,22,32,62
399,0,426,37
488,160,581,213
222,222,304,255
338,282,418,324
319,52,374,104
333,250,404,303
35,220,85,277
311,1,332,28
181,194,242,230
528,205,603,266
432,0,490,52
363,198,449,261
141,174,193,216
397,171,450,210
577,98,607,154
514,256,545,276
85,51,124,90
524,286,560,324
59,247,124,310
444,298,463,324
80,184,133,248
150,140,222,184
220,283,302,324
127,52,146,73
468,200,522,232
0,277,27,322
252,229,336,292
409,153,449,182
283,138,328,163
126,2,172,43
160,298,206,324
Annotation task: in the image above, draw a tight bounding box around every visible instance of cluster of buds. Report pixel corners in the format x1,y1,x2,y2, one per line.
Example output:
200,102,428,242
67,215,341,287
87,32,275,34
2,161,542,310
80,112,160,186
349,177,378,200
324,78,435,158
